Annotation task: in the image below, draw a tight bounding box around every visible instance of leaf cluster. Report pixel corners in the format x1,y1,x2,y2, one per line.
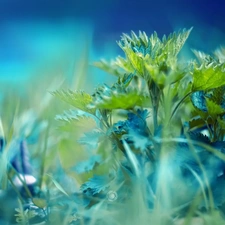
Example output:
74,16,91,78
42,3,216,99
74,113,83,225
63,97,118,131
53,28,225,224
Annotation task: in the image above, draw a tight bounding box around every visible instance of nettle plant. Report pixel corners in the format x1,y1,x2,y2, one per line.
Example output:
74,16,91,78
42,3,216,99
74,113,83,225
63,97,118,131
54,28,225,223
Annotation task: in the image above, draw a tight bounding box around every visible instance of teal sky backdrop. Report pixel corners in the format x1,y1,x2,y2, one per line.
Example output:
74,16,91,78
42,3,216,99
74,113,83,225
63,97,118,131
0,0,225,82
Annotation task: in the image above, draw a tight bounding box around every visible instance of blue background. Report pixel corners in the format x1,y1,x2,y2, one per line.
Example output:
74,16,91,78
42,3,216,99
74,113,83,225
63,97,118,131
0,0,225,81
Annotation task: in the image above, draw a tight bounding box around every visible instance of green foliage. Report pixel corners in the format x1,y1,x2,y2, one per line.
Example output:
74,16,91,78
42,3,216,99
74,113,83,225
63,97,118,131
52,90,95,113
192,49,225,91
95,29,192,89
53,29,225,221
91,84,149,110
2,28,225,225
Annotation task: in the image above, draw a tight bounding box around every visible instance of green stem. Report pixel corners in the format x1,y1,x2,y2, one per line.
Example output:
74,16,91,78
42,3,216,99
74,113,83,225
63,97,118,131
170,91,192,122
212,119,218,142
148,81,160,133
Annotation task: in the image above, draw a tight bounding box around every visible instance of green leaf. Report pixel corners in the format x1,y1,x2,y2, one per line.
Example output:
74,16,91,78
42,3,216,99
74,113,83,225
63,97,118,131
206,98,225,117
209,86,225,107
78,130,105,149
192,64,225,91
52,90,95,113
89,74,149,110
55,109,101,128
90,85,150,110
118,73,134,87
118,44,145,75
73,155,102,174
80,175,110,195
93,59,124,77
191,91,207,112
191,50,225,91
214,47,225,63
189,117,206,130
125,131,150,151
115,28,192,84
115,56,135,74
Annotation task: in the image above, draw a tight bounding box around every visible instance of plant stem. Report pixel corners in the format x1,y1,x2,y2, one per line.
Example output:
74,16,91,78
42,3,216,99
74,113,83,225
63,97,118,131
170,91,192,122
148,80,160,133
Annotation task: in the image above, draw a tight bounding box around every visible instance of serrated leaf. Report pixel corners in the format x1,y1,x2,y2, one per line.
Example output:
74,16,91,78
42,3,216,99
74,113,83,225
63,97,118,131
73,155,102,174
192,63,225,91
113,109,150,151
119,45,145,75
118,73,134,87
78,130,104,149
52,90,95,113
190,91,207,112
125,131,150,151
55,109,101,128
189,117,205,130
214,47,225,63
192,49,212,64
210,86,225,107
187,131,211,144
80,175,110,195
115,56,135,74
116,28,192,81
90,84,150,110
93,59,124,77
206,98,225,117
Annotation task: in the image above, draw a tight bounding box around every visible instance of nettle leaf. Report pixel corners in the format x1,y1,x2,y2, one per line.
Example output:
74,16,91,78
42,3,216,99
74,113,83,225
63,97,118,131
55,109,101,128
90,84,149,110
52,90,95,113
214,47,225,63
113,109,150,151
162,28,192,57
118,73,134,87
192,60,225,91
114,28,192,80
192,50,214,64
206,98,225,117
115,56,136,74
210,86,225,108
73,155,102,174
190,91,207,112
187,131,211,144
125,131,150,151
126,109,149,132
118,44,145,75
113,109,149,134
80,175,110,195
189,117,205,130
93,59,124,77
78,130,105,149
120,28,191,59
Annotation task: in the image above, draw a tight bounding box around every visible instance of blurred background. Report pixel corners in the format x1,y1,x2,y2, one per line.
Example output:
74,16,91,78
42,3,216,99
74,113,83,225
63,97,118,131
0,0,225,84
